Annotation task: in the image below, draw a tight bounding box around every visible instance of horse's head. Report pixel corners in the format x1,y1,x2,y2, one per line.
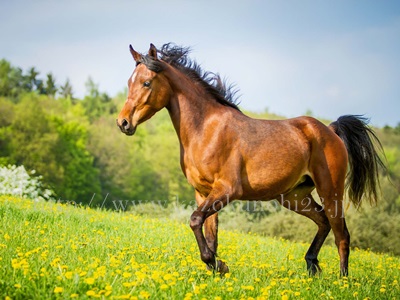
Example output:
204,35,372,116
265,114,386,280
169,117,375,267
117,44,172,135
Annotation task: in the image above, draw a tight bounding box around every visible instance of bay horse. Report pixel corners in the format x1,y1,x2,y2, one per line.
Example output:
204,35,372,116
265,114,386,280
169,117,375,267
117,43,385,276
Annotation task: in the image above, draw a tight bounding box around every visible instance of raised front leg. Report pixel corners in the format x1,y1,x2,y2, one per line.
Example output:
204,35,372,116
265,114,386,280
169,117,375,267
195,192,219,254
190,189,231,274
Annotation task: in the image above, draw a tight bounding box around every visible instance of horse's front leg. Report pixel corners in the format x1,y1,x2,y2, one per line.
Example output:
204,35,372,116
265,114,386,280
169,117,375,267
190,190,230,274
195,192,218,254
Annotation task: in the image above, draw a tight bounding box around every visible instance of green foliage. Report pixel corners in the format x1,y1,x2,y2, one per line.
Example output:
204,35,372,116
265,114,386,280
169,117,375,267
0,60,60,98
0,93,101,202
45,73,57,97
82,77,116,121
59,78,73,99
0,59,29,98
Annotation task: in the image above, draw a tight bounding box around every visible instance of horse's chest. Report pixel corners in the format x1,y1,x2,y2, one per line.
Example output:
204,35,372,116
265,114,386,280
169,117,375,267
183,158,215,196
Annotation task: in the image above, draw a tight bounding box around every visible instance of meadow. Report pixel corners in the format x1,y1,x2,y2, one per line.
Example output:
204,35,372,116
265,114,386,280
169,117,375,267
0,195,399,299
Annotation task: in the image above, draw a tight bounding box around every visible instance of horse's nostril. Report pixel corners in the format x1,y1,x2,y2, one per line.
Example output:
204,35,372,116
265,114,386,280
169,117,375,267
121,118,130,130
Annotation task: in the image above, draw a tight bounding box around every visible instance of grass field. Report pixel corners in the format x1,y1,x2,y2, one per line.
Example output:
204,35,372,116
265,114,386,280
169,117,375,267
0,195,399,299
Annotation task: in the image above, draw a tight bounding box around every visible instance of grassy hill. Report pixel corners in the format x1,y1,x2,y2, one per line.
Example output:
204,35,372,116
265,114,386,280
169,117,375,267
0,196,399,299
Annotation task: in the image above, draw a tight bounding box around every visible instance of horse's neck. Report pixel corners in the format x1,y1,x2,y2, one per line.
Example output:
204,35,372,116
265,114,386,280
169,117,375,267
167,91,217,148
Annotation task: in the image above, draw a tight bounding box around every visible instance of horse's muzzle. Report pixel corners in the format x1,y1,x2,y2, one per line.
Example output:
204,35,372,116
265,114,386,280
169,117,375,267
116,118,136,136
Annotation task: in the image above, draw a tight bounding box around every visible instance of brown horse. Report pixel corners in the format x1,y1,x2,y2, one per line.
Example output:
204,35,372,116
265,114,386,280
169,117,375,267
117,43,385,276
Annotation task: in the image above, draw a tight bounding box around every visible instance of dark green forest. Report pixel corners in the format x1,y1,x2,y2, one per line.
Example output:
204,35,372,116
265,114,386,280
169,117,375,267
1,59,400,255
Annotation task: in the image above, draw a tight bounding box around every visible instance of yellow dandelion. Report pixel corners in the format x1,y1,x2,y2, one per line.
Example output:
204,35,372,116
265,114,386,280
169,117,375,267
123,282,133,287
14,283,22,289
160,284,169,290
84,277,95,285
54,287,63,293
86,290,96,296
70,294,79,298
139,290,150,299
65,271,73,279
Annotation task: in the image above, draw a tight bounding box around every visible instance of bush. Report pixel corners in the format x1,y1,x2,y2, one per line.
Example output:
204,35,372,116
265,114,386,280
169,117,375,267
0,165,53,201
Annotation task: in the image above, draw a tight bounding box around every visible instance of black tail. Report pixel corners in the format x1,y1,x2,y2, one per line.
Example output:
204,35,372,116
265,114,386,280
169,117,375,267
330,115,386,207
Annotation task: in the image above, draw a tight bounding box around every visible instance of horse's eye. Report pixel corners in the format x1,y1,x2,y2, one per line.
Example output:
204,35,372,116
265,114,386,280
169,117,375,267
143,81,151,87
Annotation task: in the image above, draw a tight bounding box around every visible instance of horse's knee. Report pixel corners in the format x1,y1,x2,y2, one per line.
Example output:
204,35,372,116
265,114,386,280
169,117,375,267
190,211,204,231
200,250,215,265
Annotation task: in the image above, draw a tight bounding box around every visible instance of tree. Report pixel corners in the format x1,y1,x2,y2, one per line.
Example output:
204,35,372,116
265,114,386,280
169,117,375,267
59,78,74,99
5,94,101,203
45,73,57,97
82,77,116,121
26,67,39,92
0,59,27,98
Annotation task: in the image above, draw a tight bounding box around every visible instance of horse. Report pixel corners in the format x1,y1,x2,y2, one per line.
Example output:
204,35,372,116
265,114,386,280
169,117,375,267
116,43,385,276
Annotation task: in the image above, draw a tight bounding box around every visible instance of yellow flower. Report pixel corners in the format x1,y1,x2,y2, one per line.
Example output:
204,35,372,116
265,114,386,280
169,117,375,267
4,233,10,240
70,294,79,298
123,282,133,287
160,284,169,290
282,295,289,300
54,287,63,293
14,283,22,289
86,290,96,296
139,290,150,299
65,271,73,279
84,277,95,285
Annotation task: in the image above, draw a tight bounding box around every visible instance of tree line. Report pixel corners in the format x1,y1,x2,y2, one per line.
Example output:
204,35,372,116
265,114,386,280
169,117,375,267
0,59,194,207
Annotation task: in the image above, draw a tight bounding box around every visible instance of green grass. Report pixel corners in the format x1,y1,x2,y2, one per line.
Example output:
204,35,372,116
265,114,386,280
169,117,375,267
0,196,399,299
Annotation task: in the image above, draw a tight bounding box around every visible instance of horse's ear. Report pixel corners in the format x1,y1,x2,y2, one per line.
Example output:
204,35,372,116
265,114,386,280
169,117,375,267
148,43,158,60
129,45,142,62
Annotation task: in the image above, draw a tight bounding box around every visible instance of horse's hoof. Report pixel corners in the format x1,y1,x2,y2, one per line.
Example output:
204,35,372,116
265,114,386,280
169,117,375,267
307,263,322,276
217,260,229,275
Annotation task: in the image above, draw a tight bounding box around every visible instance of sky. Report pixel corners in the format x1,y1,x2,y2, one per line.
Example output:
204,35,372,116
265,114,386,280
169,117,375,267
1,0,400,127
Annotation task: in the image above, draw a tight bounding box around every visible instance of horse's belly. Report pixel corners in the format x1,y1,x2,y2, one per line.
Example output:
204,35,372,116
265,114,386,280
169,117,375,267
240,154,309,200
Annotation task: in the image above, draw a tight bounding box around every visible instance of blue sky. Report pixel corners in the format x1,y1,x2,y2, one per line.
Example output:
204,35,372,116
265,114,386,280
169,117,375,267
1,0,399,126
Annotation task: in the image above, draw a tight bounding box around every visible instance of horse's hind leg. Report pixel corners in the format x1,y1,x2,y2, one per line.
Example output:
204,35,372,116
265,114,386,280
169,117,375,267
280,186,331,275
318,191,350,276
312,157,350,276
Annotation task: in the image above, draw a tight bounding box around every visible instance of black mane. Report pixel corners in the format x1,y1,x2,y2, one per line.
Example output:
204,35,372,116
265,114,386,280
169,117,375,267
139,43,241,111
